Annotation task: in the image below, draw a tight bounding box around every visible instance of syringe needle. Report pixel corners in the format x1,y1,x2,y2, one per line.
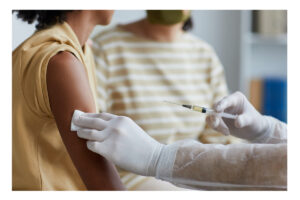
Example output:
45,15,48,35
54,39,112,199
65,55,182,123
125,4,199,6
163,100,182,106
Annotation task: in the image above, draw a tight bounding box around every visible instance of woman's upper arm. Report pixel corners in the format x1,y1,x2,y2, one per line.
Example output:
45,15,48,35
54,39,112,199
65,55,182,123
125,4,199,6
46,51,124,190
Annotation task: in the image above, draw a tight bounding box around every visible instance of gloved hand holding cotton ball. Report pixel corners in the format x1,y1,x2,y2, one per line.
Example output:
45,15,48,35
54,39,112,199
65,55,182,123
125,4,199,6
71,110,165,177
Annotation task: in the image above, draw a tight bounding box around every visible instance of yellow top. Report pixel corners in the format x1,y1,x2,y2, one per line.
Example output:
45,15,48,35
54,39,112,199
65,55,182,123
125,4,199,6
12,22,98,190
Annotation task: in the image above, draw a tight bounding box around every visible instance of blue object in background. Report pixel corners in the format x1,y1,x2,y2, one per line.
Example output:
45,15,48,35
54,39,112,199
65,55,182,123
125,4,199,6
262,78,287,123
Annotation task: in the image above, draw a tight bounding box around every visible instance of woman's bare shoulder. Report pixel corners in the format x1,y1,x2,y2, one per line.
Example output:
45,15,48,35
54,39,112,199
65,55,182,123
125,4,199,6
48,51,81,71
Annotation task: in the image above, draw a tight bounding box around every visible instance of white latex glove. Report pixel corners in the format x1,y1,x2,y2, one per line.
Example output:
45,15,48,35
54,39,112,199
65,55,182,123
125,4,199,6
206,91,272,142
71,110,164,177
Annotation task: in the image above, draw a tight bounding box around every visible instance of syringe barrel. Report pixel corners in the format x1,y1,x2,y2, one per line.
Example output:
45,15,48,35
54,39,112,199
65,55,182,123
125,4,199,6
191,105,204,113
218,112,237,119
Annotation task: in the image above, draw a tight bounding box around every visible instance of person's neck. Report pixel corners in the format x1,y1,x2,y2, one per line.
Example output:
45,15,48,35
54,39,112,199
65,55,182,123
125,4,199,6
140,19,184,42
65,11,96,48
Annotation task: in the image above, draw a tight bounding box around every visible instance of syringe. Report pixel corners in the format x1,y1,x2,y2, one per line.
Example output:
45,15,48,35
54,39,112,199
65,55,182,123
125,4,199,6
164,101,237,119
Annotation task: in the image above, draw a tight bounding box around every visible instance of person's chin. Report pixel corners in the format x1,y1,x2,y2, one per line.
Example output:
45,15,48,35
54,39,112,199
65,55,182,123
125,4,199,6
101,22,110,25
99,19,112,26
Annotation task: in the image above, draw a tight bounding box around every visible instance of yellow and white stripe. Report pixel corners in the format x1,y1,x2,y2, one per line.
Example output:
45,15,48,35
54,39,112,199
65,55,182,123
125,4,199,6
92,25,236,189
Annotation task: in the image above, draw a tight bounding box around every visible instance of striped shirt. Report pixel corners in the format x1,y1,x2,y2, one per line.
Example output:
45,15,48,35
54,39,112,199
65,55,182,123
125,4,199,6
92,25,240,189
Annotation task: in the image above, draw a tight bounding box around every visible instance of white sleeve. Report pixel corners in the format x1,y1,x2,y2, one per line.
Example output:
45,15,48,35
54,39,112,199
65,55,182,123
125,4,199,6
155,139,287,190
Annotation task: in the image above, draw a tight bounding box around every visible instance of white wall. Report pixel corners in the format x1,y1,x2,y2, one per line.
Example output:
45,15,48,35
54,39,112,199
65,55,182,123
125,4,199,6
91,10,145,37
191,10,242,92
12,10,243,92
12,12,36,49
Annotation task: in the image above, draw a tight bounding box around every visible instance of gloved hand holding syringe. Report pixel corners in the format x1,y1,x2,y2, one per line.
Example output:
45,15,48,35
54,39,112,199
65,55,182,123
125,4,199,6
164,100,237,119
71,92,286,190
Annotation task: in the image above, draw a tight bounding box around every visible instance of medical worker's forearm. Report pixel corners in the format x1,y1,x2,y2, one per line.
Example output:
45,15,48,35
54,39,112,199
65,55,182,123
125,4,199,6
156,140,287,190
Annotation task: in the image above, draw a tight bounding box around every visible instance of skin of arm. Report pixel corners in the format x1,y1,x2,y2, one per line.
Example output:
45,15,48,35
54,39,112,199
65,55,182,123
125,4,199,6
47,51,125,190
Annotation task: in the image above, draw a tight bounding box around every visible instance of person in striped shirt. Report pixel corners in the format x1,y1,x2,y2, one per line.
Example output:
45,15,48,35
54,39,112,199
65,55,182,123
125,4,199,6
91,10,242,190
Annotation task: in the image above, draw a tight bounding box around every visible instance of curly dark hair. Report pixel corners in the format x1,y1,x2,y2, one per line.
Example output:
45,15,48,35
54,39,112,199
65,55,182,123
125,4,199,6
13,10,72,30
182,17,193,31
